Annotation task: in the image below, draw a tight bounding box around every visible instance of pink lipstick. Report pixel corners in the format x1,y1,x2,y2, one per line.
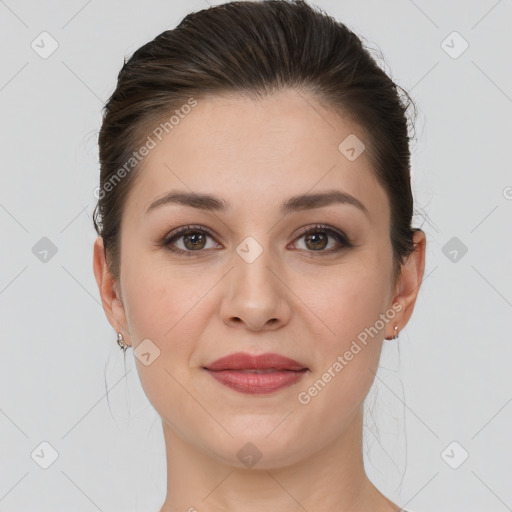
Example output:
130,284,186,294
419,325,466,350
204,352,308,394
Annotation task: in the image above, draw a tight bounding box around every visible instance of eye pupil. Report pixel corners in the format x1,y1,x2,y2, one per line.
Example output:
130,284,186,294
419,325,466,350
305,232,328,250
184,232,206,250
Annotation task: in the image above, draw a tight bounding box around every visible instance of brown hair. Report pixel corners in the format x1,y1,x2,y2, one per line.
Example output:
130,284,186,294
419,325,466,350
93,0,422,285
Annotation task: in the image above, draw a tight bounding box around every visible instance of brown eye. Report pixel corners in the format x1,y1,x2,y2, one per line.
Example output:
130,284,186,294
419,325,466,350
162,225,220,256
161,223,354,258
304,231,329,251
182,232,207,250
293,224,353,255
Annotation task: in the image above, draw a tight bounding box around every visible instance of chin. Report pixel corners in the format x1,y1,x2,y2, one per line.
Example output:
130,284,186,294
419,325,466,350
198,422,314,471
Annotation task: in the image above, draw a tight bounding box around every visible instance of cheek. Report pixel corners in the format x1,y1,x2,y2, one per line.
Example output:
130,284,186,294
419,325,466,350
120,246,199,339
294,274,386,436
295,259,390,346
120,261,205,427
120,247,210,373
290,258,390,410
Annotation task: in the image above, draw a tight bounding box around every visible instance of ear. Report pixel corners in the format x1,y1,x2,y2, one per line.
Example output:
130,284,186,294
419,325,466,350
93,236,131,345
389,229,427,337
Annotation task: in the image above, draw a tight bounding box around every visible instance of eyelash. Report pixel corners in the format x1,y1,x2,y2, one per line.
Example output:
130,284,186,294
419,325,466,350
160,224,355,257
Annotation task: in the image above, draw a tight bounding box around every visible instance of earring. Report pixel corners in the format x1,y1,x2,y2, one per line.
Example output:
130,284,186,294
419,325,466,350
387,325,399,340
117,332,129,352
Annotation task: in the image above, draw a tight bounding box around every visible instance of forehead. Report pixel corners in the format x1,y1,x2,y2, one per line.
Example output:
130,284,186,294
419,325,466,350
124,89,389,224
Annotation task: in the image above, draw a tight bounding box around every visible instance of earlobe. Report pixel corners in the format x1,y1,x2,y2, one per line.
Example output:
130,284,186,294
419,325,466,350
93,236,129,337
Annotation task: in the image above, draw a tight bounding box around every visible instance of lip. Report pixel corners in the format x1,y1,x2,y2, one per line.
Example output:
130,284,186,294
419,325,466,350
205,352,307,371
203,352,309,395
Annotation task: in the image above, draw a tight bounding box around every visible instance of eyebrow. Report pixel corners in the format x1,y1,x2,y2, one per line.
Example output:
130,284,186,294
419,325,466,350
145,190,370,218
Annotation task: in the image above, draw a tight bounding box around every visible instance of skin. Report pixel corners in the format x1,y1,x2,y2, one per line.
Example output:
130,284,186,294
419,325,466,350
93,88,426,512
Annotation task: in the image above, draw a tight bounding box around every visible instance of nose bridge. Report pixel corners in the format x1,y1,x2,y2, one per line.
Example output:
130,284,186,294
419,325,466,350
233,233,279,300
220,233,290,330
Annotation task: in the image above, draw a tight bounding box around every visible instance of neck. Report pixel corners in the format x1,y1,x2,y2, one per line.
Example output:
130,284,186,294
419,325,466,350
158,406,400,512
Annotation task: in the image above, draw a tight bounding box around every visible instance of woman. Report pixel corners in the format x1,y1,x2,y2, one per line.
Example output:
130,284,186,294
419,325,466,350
92,1,426,510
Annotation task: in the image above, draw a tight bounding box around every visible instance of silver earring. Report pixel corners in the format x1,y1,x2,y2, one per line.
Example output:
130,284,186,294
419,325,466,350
391,325,399,340
117,332,129,352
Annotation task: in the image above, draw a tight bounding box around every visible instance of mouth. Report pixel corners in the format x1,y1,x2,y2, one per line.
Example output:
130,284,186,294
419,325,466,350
203,352,309,394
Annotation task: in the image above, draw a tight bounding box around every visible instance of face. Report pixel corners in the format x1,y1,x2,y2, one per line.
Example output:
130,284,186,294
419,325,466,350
96,88,415,469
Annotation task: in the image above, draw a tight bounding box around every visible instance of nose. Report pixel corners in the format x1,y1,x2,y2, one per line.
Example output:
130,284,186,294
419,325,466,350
219,246,292,332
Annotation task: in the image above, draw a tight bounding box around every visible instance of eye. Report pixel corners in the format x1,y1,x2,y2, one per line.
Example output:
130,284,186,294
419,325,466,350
160,223,354,257
161,225,221,256
291,224,354,255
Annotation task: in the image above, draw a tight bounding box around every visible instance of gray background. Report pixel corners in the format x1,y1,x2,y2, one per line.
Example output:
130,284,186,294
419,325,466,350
1,0,511,511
